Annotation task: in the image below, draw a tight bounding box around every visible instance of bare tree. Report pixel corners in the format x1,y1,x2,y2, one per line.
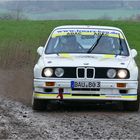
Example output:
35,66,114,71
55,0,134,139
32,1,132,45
14,1,24,20
0,13,15,20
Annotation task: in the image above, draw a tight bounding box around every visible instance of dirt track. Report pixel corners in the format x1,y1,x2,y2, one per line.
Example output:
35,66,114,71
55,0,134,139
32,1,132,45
0,69,140,139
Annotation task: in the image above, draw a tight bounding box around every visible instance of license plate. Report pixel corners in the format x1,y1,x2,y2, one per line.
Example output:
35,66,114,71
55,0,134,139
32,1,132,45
71,81,100,89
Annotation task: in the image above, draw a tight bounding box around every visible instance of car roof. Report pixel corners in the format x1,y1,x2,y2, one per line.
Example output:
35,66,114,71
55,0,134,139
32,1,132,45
54,25,123,32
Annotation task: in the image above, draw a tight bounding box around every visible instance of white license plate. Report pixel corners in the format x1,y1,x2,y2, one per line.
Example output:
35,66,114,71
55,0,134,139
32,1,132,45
71,81,100,89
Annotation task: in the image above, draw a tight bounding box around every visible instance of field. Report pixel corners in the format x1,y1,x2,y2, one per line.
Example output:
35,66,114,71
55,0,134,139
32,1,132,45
0,20,140,69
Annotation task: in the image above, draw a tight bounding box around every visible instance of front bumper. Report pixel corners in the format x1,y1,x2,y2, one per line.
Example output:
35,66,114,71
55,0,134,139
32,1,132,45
33,78,138,101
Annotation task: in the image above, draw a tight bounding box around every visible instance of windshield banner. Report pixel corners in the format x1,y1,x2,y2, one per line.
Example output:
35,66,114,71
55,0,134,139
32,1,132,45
52,29,124,39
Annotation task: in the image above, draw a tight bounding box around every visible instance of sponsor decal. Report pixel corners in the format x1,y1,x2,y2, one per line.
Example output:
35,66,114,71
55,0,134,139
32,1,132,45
58,53,73,59
52,29,124,39
103,54,115,59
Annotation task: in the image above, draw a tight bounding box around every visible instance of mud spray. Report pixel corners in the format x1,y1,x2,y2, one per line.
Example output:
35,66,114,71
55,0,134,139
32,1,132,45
0,68,33,106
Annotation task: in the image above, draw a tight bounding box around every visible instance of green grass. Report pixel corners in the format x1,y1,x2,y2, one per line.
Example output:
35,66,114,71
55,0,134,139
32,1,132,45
0,20,140,68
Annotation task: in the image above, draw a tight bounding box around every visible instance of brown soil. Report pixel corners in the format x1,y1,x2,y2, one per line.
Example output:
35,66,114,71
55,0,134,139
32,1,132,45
0,68,33,105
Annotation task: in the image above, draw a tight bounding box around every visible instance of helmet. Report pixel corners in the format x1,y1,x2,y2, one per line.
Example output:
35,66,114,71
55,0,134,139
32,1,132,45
60,35,77,44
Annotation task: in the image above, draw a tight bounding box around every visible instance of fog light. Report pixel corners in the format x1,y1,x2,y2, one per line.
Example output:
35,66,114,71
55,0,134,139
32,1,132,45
45,82,55,86
119,90,128,94
117,83,126,88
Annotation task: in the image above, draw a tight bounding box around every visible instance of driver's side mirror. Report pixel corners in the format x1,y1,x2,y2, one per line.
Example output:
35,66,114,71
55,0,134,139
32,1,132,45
131,49,137,58
37,46,44,56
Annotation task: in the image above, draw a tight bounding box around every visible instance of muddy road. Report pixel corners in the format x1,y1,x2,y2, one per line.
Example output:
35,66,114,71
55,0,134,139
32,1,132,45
0,69,140,139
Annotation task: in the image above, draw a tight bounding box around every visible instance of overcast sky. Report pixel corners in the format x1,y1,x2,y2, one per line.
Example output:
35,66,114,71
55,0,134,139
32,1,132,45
0,0,140,1
0,0,140,20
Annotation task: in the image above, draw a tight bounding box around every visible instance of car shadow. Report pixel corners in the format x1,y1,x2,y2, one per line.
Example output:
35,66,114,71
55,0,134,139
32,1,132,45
44,101,124,113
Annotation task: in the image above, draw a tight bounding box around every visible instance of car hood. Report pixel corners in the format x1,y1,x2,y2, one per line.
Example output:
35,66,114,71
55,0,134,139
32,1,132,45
42,54,130,68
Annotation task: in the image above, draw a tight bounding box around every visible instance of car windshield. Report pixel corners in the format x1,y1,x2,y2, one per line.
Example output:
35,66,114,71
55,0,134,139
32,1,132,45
45,29,129,56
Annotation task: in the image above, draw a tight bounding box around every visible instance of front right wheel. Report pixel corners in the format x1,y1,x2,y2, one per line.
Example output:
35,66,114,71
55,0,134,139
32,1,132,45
32,98,47,111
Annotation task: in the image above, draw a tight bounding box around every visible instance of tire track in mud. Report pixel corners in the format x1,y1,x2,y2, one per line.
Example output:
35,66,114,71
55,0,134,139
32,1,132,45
102,113,140,139
0,97,54,139
0,96,140,139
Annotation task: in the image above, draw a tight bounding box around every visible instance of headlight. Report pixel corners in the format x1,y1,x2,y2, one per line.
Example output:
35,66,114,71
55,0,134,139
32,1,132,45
107,69,117,78
55,68,64,77
117,69,128,79
43,68,53,77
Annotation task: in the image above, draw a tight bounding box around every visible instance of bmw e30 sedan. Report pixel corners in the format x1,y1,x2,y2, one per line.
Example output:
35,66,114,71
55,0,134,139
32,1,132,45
32,25,139,111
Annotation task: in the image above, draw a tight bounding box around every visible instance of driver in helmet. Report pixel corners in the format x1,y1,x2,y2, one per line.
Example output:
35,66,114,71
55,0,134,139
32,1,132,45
57,35,81,53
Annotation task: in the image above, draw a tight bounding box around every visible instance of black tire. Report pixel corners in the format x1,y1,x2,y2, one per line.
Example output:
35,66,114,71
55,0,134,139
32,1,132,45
123,95,139,111
32,98,47,111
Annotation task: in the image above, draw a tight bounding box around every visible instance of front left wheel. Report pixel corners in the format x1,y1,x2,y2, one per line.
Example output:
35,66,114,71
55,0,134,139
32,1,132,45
123,95,139,111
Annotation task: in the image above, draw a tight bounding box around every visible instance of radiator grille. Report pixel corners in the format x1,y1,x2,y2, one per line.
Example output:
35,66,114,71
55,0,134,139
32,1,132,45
77,67,95,78
77,68,84,78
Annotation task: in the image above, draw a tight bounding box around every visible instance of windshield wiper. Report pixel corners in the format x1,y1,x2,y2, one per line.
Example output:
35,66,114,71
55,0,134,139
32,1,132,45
87,33,103,53
118,33,123,55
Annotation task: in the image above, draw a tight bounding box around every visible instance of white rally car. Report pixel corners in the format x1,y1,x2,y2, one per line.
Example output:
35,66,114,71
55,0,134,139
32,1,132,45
33,25,139,111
